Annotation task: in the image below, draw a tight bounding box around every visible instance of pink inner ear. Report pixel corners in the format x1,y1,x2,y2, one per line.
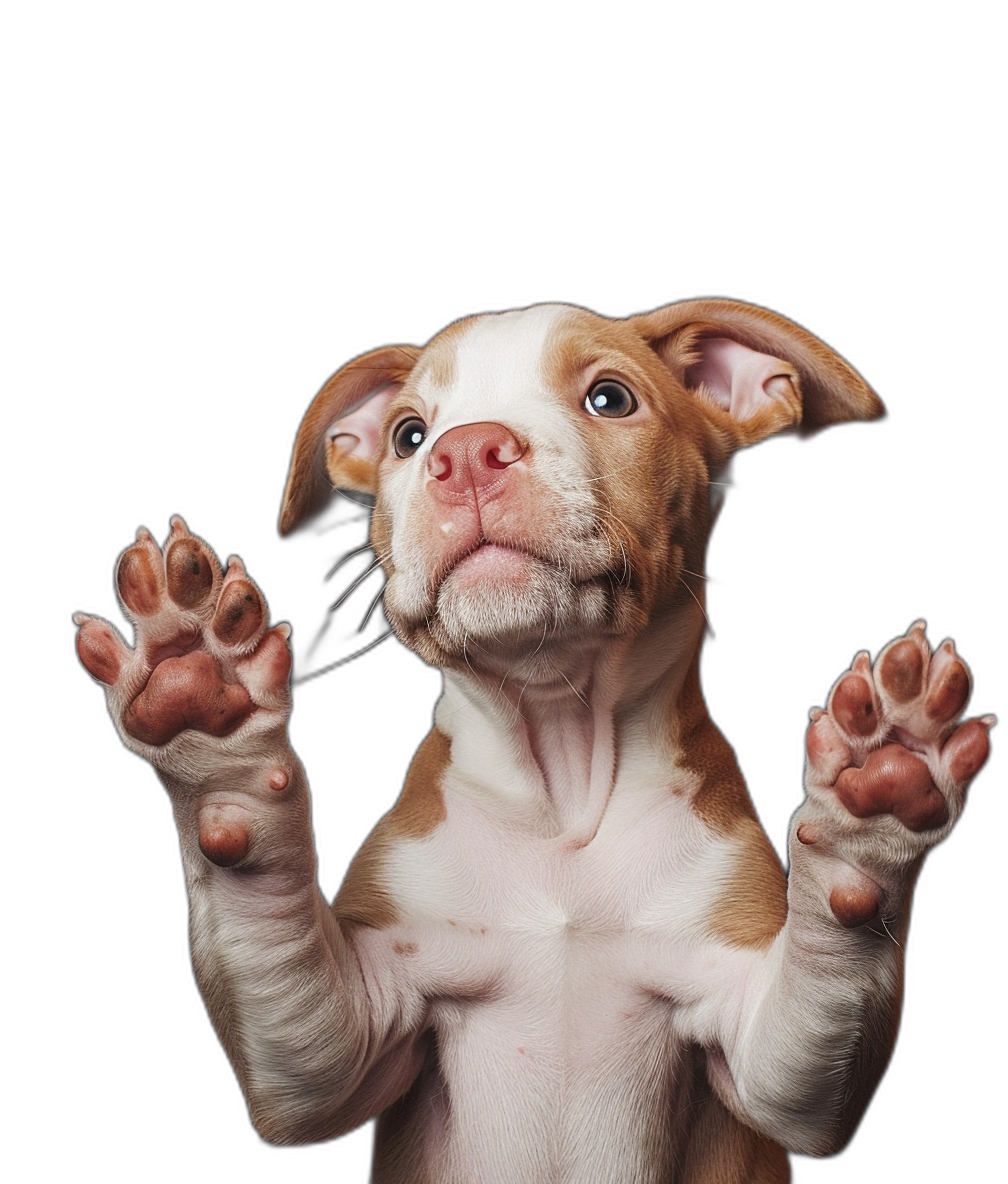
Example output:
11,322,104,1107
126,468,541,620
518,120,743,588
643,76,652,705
685,338,797,421
328,384,400,462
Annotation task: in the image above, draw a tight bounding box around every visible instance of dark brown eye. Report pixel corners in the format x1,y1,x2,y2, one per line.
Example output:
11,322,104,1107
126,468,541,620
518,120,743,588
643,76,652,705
584,380,637,418
392,416,427,458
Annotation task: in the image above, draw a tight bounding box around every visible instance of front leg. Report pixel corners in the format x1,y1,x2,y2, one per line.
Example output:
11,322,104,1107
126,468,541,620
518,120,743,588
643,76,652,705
75,520,424,1142
713,623,992,1155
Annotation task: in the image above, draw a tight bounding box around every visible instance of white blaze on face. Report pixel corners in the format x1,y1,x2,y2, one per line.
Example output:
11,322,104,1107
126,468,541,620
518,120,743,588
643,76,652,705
423,304,572,439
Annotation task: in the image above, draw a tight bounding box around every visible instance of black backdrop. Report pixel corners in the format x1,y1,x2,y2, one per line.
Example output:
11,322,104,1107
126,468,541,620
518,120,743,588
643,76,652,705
65,247,999,1174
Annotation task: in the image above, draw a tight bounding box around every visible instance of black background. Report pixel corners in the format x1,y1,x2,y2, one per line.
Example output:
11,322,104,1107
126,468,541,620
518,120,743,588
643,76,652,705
65,228,999,1174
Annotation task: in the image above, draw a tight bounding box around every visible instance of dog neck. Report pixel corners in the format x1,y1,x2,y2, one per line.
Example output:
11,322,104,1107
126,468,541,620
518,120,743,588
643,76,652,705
434,598,708,844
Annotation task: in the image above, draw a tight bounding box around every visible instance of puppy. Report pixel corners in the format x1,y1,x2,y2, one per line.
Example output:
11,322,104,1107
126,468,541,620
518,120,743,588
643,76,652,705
76,299,993,1183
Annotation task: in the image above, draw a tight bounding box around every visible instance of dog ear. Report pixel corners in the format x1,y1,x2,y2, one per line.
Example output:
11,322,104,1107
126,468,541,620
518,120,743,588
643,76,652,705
279,345,421,535
629,299,883,448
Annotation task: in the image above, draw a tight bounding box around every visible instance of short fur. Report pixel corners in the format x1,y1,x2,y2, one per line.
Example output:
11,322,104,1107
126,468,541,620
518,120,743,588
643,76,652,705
76,299,992,1182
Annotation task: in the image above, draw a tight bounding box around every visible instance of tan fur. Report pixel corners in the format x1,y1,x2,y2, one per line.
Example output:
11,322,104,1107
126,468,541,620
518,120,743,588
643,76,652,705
389,727,451,838
280,344,421,534
709,819,788,950
333,728,451,930
628,298,883,432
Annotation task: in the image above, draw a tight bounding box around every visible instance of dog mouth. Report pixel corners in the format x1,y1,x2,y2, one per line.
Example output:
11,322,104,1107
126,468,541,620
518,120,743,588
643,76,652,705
382,521,636,667
443,540,546,585
418,534,620,654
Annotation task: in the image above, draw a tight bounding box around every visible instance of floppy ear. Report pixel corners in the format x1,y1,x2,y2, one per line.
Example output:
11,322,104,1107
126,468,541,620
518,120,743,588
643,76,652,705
279,344,421,535
628,299,883,448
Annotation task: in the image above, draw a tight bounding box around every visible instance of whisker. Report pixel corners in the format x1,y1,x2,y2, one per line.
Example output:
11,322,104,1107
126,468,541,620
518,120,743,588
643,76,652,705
680,568,708,581
358,582,387,632
326,544,379,582
678,573,713,635
293,630,394,685
334,556,388,615
559,669,590,709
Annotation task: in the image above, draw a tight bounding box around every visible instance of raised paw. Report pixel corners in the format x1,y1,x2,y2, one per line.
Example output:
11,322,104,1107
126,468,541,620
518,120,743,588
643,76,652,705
799,622,994,925
75,518,292,756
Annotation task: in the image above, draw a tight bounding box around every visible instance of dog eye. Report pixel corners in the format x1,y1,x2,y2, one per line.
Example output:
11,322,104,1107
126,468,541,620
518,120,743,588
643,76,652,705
392,417,428,458
584,381,637,418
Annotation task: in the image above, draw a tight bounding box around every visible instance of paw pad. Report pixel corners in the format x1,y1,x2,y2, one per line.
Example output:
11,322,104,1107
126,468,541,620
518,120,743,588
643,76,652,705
75,518,290,749
806,621,993,838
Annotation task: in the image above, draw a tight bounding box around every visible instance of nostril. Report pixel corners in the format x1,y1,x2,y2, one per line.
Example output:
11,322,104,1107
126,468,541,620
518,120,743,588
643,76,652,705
485,438,523,469
428,451,453,481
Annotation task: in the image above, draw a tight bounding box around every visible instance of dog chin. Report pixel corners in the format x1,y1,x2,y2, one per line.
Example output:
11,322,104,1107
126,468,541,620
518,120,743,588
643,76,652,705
431,549,608,657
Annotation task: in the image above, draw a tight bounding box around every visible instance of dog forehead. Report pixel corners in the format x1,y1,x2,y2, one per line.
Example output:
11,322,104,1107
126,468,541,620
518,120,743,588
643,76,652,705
417,304,573,421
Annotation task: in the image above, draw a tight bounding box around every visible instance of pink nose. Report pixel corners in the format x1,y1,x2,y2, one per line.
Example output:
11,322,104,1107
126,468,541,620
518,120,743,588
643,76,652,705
426,422,525,498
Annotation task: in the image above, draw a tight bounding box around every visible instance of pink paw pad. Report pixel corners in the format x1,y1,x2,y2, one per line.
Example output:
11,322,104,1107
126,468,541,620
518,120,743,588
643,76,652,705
116,529,165,616
198,820,250,867
807,624,993,818
75,518,291,748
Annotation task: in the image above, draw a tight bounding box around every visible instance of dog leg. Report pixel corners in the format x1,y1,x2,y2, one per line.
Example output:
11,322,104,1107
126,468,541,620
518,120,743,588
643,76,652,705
75,520,424,1143
705,623,992,1155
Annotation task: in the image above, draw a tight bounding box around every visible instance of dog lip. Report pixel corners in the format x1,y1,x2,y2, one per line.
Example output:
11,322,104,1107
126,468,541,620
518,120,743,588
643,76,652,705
427,537,556,599
442,539,536,578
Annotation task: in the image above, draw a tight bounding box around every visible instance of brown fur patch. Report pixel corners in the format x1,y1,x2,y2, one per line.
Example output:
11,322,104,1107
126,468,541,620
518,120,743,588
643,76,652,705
673,659,788,948
280,344,421,535
390,726,451,838
676,659,760,836
331,835,400,930
325,445,378,496
332,728,451,929
709,819,788,950
541,309,715,635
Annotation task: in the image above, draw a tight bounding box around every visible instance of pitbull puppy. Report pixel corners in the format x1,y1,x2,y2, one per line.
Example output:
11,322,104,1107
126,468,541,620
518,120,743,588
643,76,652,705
75,300,993,1183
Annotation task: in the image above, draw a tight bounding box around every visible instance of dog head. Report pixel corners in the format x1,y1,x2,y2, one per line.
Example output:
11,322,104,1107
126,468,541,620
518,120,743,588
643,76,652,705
280,301,881,676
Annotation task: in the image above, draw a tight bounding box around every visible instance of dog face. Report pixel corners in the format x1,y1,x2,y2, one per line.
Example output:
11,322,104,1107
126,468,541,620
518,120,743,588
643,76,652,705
280,300,882,674
373,304,712,673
